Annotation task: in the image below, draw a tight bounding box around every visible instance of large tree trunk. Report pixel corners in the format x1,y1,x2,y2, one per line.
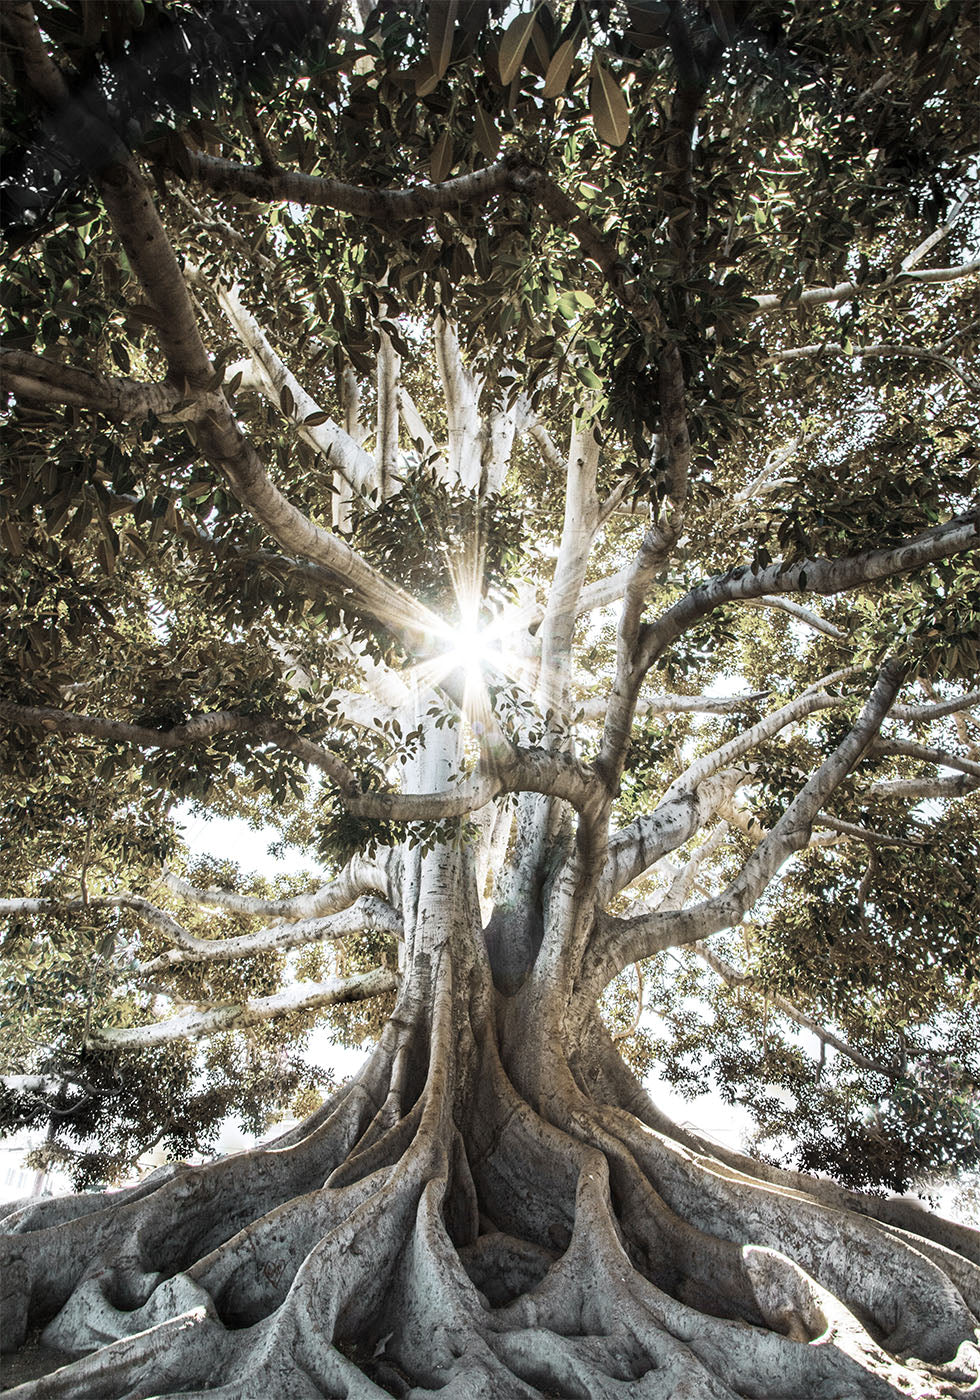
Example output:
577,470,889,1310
2,846,978,1399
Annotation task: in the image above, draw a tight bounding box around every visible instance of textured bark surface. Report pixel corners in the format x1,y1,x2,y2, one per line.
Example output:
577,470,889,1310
2,854,978,1399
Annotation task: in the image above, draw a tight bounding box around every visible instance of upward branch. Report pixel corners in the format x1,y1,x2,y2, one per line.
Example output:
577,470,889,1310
585,659,906,994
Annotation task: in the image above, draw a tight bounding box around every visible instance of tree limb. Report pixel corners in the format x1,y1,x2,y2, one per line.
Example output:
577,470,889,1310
692,942,901,1078
636,509,979,678
86,966,399,1048
586,659,906,993
0,349,186,422
170,147,517,219
751,258,980,316
137,895,402,975
162,852,395,920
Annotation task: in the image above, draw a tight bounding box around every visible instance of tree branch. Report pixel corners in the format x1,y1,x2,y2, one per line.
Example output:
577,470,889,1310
0,698,359,793
0,893,196,949
636,510,979,678
870,737,980,780
692,942,901,1078
769,340,980,394
890,689,980,723
0,349,186,422
750,258,980,316
137,895,402,975
162,852,394,920
86,966,398,1049
94,155,443,655
586,659,905,993
170,147,517,219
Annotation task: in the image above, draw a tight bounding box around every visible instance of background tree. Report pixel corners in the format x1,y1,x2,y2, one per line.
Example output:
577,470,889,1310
1,0,979,1395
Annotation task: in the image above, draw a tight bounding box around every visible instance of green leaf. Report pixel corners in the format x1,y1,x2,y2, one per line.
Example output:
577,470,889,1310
428,0,458,80
429,130,454,184
473,106,500,162
498,7,538,86
542,35,579,98
303,411,331,427
589,59,630,147
279,384,295,417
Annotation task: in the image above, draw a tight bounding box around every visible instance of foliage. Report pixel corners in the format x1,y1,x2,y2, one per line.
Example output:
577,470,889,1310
1,0,978,1202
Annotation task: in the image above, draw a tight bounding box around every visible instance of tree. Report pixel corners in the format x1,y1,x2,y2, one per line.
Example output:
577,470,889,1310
2,0,980,1393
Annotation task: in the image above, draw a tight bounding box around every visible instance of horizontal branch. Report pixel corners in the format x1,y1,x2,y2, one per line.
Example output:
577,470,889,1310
0,349,186,422
750,258,980,316
693,943,900,1078
768,340,980,393
0,893,196,948
0,699,358,793
578,688,769,724
138,895,402,974
890,689,980,723
173,148,516,218
864,773,979,801
871,737,980,779
162,853,392,920
637,510,980,678
86,966,398,1048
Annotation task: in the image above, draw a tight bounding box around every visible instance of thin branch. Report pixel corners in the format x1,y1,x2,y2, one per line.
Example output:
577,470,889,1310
741,596,847,640
578,688,769,724
0,698,360,793
769,340,980,394
0,893,196,949
660,689,843,804
693,942,900,1078
750,258,980,316
86,966,399,1048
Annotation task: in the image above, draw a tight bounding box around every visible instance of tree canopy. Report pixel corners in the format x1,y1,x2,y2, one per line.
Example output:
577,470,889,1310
1,1,979,1396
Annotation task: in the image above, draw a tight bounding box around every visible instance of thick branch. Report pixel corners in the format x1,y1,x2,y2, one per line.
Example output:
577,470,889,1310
636,510,979,678
95,156,441,654
890,689,980,723
587,660,905,992
0,349,185,422
871,737,980,780
138,895,402,974
162,853,393,920
86,966,398,1048
601,770,742,903
173,148,516,218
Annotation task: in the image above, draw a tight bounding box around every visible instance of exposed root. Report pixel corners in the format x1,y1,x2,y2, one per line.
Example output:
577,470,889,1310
3,968,978,1399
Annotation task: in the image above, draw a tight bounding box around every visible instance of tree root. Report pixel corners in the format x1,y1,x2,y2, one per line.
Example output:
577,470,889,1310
2,977,978,1399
